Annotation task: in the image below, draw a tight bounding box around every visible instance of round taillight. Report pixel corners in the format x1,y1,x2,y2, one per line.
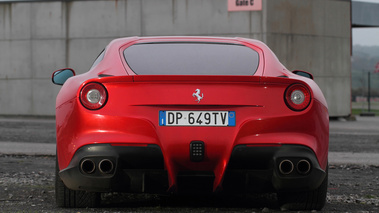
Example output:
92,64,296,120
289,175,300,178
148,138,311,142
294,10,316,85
284,84,311,111
80,83,108,110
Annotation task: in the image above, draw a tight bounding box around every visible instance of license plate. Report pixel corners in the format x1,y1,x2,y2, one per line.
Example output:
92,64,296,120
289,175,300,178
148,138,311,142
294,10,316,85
159,111,236,126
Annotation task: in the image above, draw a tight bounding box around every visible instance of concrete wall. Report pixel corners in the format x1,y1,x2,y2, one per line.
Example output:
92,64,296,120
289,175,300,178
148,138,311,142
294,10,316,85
264,0,351,117
0,0,351,117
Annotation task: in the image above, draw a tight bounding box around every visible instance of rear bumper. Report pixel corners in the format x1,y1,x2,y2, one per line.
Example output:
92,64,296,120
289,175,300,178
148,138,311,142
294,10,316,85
224,145,326,193
59,144,326,193
59,144,168,193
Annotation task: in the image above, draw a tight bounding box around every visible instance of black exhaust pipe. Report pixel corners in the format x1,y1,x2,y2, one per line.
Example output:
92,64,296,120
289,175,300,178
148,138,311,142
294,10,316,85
80,159,96,174
279,159,294,175
297,159,311,175
99,159,114,174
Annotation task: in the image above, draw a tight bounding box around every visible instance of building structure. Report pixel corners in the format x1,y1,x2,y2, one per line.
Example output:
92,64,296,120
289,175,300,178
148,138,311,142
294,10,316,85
0,0,353,117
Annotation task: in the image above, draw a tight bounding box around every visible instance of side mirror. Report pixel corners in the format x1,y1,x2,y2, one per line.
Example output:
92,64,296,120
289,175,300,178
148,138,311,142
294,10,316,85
52,68,76,85
292,70,314,80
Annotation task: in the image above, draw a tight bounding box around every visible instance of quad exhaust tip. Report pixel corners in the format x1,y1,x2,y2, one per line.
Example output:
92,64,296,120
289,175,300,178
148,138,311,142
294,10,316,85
99,159,114,174
80,158,115,175
80,159,96,174
296,159,311,175
279,159,294,175
278,159,311,175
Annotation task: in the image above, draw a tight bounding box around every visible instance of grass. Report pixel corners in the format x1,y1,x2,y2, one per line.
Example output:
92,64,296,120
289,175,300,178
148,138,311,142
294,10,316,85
351,102,379,116
351,108,379,116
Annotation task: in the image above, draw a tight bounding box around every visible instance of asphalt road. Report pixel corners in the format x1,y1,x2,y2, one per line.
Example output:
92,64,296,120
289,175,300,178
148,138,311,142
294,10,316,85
1,115,379,212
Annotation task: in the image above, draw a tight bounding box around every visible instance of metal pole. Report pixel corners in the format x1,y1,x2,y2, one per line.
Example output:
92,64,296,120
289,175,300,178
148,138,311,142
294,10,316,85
368,71,371,112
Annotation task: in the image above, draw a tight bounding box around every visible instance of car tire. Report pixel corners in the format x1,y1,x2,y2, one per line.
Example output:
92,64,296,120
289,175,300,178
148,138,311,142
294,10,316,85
277,165,328,211
55,159,100,208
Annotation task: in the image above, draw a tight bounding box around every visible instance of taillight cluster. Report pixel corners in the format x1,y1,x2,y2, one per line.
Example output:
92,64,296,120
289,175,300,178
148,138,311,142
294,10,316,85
284,84,311,111
80,83,108,110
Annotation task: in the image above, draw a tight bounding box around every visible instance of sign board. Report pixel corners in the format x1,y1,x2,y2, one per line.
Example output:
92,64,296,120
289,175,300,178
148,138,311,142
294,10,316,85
228,0,262,11
375,62,379,73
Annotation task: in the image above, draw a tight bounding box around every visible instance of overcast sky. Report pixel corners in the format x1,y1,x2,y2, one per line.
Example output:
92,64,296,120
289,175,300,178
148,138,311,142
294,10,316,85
353,28,379,46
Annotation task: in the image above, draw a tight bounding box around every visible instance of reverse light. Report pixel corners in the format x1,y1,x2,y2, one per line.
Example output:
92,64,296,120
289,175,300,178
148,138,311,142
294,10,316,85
284,84,311,111
80,83,108,110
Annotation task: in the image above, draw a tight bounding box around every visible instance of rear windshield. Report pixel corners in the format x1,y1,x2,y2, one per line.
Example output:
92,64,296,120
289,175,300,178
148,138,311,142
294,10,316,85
123,42,259,75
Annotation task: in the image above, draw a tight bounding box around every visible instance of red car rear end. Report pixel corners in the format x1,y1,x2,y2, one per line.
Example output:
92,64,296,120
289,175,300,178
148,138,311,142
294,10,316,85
53,37,329,210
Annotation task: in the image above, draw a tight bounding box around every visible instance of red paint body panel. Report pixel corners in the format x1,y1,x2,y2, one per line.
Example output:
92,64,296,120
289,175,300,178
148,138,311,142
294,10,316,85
54,36,329,194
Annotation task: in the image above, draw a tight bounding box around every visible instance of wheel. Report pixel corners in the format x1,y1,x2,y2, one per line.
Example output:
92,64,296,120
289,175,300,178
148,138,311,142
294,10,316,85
277,166,328,211
55,158,100,208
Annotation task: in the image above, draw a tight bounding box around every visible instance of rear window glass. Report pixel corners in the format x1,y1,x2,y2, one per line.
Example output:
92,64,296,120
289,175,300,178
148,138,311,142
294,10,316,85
123,42,259,75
